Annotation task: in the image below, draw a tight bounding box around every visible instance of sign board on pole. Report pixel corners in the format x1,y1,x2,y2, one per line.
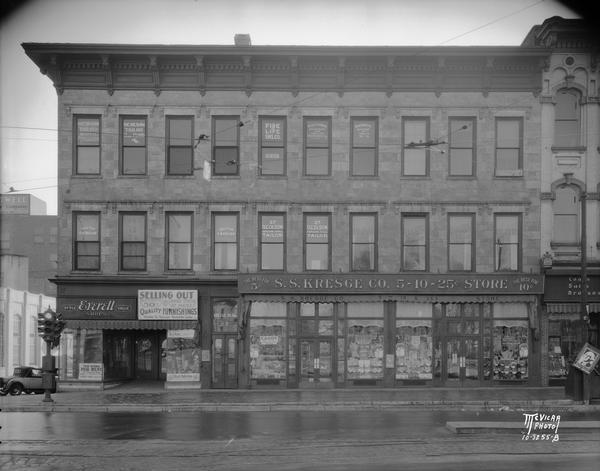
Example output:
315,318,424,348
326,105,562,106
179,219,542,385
572,343,600,375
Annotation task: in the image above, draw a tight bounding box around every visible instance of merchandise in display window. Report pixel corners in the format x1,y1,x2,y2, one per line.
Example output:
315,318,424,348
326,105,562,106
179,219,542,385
166,329,200,382
250,318,287,379
548,318,582,379
347,320,384,379
493,320,528,380
395,320,432,380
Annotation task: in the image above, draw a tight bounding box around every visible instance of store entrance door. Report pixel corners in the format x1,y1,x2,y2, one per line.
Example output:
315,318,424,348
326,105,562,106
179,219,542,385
134,333,160,380
299,339,333,388
212,334,238,389
442,337,481,386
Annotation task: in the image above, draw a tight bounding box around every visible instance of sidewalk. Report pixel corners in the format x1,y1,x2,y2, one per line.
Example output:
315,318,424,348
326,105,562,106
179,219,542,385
2,384,598,413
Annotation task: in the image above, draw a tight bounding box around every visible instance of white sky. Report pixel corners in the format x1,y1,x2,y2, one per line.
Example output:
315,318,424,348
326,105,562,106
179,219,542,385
0,0,578,215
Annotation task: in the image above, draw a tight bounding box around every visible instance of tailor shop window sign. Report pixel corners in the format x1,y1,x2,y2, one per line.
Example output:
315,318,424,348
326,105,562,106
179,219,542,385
138,290,198,320
58,298,136,320
239,273,543,294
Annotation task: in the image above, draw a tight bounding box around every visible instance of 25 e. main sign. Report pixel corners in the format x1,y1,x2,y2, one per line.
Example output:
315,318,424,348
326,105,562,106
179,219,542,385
238,273,543,294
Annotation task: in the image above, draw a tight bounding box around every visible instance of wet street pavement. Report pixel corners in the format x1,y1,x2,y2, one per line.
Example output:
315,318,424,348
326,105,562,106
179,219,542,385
2,410,599,470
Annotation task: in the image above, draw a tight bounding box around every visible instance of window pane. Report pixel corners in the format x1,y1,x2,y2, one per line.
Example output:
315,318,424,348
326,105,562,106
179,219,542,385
496,244,518,271
403,246,426,271
123,242,145,256
122,257,145,270
352,216,374,243
404,119,426,144
261,148,284,175
122,215,145,241
214,148,238,174
352,149,375,176
449,245,471,271
449,149,472,175
169,244,192,269
403,217,425,244
555,121,579,147
554,187,577,212
215,243,237,269
77,255,99,270
451,120,472,147
215,119,238,145
497,120,519,147
306,245,328,270
555,90,579,119
496,216,518,243
306,120,329,147
404,149,426,175
76,215,99,241
123,148,146,174
122,119,145,146
306,148,329,175
496,149,519,172
168,148,192,174
261,118,284,145
449,217,472,243
261,244,284,270
169,214,191,242
353,120,375,147
215,215,237,242
169,119,192,146
261,215,284,242
77,118,100,145
77,242,100,256
306,216,329,242
77,147,100,174
352,245,375,270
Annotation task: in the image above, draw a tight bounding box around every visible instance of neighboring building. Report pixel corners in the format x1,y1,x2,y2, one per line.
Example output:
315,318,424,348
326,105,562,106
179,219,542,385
24,25,554,390
0,256,53,377
0,195,58,297
523,17,600,398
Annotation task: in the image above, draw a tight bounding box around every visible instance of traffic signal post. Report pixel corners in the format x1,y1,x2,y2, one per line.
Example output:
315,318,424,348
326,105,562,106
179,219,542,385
37,307,65,403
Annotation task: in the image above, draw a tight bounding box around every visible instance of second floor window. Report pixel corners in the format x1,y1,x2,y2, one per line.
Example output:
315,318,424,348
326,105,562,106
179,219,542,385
213,213,238,270
402,117,429,176
213,116,240,175
259,117,286,175
74,212,100,270
448,214,474,271
120,213,146,271
449,118,475,176
495,214,520,271
74,115,101,175
402,214,428,271
304,117,331,176
351,117,378,176
351,214,376,271
305,213,330,270
167,116,193,175
260,213,285,270
121,117,147,175
167,213,193,270
554,88,580,148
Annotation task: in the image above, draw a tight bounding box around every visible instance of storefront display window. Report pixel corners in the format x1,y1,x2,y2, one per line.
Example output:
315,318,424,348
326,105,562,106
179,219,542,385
548,318,582,379
347,303,384,380
493,303,529,381
396,303,433,380
166,329,200,382
250,303,287,380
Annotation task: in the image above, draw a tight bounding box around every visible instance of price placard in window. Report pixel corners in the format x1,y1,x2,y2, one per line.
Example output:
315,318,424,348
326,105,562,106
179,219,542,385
572,343,600,375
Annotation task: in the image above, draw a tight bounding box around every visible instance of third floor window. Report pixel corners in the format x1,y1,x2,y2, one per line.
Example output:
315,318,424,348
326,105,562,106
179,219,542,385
554,88,581,148
74,115,101,175
304,117,331,176
167,116,194,175
120,116,147,175
350,117,378,176
259,117,286,176
449,118,475,177
212,116,240,176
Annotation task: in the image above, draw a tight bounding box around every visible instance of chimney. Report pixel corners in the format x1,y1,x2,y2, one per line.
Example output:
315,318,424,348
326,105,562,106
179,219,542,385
234,34,252,46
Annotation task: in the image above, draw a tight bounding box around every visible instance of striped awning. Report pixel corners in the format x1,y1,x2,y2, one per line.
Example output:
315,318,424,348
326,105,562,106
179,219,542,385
243,294,537,303
545,303,600,314
65,319,199,330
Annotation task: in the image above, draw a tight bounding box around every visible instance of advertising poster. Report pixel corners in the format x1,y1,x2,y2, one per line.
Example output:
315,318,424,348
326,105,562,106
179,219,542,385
78,363,103,381
138,290,198,320
166,329,200,382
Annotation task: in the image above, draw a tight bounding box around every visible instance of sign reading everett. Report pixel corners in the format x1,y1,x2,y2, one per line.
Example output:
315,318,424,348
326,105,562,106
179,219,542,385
138,290,198,320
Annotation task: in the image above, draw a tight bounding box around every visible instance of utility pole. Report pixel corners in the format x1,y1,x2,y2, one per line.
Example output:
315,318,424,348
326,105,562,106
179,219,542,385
581,191,590,404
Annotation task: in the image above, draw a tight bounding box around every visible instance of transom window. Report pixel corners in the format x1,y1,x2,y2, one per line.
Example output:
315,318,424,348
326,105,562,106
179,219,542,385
74,115,101,175
304,117,331,176
120,116,147,175
167,116,194,175
350,117,378,176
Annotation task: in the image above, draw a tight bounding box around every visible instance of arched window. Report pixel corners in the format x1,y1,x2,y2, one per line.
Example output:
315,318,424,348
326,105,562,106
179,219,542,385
553,186,579,244
554,89,581,147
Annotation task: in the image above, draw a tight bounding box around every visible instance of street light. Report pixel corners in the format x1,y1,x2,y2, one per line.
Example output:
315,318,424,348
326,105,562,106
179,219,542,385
37,307,65,403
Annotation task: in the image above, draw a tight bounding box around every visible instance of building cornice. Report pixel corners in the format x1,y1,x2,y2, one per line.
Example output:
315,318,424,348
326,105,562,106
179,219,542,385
23,43,550,96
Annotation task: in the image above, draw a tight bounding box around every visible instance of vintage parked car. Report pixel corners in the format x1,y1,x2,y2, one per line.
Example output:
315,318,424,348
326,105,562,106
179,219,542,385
0,366,55,396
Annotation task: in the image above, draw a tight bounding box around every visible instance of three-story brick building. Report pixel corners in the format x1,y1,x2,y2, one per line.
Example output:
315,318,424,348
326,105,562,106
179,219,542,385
24,28,553,390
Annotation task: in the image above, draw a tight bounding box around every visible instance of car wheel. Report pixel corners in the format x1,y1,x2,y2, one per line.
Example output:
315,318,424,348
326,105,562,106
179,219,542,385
9,383,23,396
